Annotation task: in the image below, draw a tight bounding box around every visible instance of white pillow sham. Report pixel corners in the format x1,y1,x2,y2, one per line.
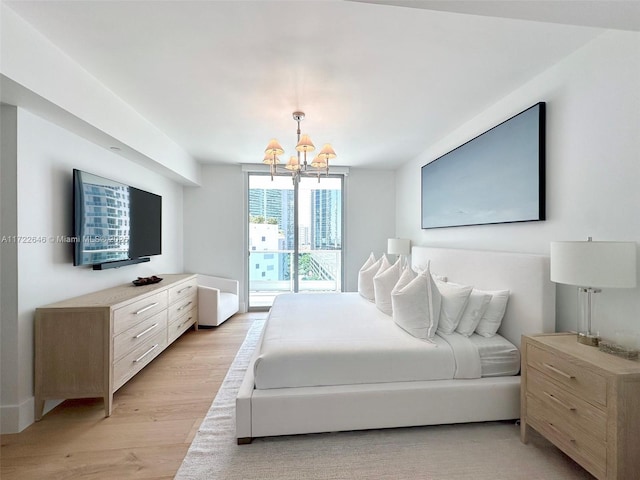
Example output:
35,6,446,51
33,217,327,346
391,265,442,339
358,253,382,301
456,289,493,337
435,280,473,334
475,289,510,337
373,257,402,315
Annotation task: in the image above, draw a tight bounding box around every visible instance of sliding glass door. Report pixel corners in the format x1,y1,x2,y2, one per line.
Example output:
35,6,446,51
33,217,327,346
248,173,343,309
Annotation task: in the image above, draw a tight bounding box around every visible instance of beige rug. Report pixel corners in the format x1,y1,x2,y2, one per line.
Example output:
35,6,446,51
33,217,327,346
176,320,593,480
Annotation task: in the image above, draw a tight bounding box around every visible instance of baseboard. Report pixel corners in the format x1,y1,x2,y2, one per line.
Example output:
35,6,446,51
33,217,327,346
0,396,34,434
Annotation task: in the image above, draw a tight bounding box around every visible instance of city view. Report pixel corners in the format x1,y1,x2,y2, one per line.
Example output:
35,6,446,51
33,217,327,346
248,174,342,307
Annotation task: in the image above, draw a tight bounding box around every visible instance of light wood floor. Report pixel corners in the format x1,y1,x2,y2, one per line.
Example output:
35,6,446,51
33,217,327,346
0,312,263,480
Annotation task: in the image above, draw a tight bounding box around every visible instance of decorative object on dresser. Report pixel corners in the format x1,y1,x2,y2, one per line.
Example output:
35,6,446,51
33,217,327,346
34,273,198,420
520,333,640,479
197,274,240,327
550,238,637,346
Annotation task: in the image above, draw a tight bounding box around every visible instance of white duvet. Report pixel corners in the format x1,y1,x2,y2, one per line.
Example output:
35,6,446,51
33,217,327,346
253,293,482,390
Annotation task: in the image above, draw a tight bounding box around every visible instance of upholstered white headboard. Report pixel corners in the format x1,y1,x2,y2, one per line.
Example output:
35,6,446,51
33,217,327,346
412,246,555,348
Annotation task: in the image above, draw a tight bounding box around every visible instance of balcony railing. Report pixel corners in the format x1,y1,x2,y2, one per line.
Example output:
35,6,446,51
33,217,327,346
249,249,342,308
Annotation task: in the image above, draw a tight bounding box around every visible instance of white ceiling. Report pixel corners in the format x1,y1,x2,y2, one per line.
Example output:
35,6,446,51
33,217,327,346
4,1,637,170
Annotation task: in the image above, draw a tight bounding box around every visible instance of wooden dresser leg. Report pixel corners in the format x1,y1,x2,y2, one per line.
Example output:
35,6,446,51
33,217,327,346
34,396,45,421
520,420,529,444
237,437,253,445
104,393,113,417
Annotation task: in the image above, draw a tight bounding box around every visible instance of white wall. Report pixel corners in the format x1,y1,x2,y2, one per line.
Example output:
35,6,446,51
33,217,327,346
183,165,396,305
344,168,396,292
1,3,200,186
0,107,184,433
183,165,246,306
396,30,640,339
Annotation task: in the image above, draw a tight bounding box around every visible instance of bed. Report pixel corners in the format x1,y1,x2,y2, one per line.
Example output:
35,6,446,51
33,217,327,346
236,246,555,444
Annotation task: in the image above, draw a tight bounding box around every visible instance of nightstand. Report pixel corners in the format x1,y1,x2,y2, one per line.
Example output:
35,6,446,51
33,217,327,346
520,333,640,480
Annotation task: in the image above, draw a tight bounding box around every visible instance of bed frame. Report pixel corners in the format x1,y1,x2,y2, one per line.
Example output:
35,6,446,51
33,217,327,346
236,246,555,444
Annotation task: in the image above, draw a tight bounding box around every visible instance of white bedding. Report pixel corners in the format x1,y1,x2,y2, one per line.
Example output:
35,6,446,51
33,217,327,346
470,333,521,377
253,293,483,390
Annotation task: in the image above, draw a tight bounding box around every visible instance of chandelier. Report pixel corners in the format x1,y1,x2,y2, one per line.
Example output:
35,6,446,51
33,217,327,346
263,111,337,183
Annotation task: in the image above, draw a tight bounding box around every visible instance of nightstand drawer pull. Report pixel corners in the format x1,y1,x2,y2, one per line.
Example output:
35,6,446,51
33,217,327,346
547,422,576,444
134,323,159,339
134,344,159,363
177,301,193,311
134,302,159,315
544,391,576,411
543,363,575,380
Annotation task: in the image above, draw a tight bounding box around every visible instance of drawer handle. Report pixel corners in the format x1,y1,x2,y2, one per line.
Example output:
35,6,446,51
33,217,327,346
134,323,159,339
178,316,193,329
543,363,575,380
134,344,159,363
177,285,193,294
543,391,576,412
547,422,576,444
134,302,159,315
177,301,193,311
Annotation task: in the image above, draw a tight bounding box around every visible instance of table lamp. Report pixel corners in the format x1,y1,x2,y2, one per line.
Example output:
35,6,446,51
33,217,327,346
550,238,636,346
387,238,411,269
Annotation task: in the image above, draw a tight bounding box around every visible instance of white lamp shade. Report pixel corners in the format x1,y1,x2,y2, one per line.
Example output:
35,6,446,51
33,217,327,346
387,238,411,256
550,241,637,288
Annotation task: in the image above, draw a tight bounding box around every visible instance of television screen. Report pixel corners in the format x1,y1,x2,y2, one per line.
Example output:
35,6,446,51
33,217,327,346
73,169,162,267
421,102,545,229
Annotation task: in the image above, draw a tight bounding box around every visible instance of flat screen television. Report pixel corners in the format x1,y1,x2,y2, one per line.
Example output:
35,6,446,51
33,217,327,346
421,102,545,229
73,169,162,269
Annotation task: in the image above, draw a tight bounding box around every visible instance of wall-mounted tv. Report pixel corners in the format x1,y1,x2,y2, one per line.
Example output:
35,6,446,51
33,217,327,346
73,169,162,269
421,102,545,229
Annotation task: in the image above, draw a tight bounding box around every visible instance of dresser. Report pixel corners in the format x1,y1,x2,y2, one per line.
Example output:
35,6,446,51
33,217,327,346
35,273,198,420
520,333,640,479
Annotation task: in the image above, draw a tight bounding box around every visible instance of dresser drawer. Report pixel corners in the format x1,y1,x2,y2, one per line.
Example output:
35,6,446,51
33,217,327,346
527,367,606,442
168,309,198,344
113,310,168,361
527,344,606,407
113,328,167,391
527,393,606,479
168,292,197,323
113,291,168,335
168,278,197,305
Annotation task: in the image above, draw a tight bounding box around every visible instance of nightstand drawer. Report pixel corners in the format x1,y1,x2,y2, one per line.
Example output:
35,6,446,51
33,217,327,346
528,393,606,479
527,344,606,407
527,367,606,442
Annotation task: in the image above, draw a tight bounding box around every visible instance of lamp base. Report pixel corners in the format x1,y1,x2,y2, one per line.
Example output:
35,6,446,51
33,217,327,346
577,332,600,347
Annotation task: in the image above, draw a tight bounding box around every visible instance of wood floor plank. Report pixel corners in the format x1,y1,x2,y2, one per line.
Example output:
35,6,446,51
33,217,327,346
0,313,262,479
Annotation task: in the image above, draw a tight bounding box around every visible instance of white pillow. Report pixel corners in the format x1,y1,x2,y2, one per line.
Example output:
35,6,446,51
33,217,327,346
374,257,402,315
411,261,447,282
456,289,493,337
392,264,416,293
435,280,473,334
475,289,510,337
358,253,380,301
391,266,442,339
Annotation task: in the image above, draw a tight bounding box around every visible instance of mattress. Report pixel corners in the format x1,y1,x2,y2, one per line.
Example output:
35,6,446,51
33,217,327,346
470,333,521,377
253,293,483,390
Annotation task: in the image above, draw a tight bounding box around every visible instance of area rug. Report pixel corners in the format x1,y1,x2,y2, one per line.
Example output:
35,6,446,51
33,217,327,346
175,319,592,480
